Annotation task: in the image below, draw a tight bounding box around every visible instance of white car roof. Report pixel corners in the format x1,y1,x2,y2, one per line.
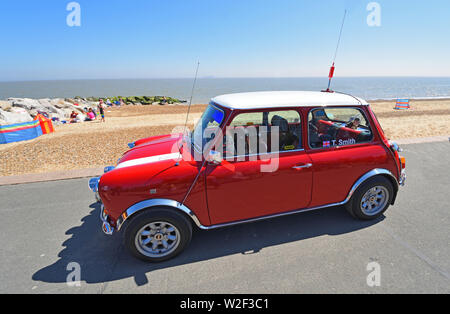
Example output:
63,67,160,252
211,91,368,110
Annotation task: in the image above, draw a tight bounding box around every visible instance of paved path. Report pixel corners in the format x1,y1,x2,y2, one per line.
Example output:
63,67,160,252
0,168,104,186
0,142,449,293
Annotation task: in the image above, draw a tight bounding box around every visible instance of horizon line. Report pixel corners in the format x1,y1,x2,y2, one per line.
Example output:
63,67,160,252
1,76,450,83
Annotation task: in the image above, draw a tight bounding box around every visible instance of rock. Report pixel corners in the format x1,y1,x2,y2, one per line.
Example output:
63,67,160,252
28,109,39,118
51,99,73,109
65,98,77,104
12,98,42,110
0,100,12,111
9,98,41,110
0,108,33,125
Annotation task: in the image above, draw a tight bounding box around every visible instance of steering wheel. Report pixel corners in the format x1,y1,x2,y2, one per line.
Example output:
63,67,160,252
309,122,319,133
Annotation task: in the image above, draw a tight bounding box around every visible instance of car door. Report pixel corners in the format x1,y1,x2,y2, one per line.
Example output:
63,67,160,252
306,106,391,207
205,109,313,225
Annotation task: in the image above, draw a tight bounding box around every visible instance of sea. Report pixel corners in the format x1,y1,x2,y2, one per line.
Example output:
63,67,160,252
1,77,450,104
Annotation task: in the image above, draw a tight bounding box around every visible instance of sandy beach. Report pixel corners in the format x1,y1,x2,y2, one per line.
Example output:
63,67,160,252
0,99,449,177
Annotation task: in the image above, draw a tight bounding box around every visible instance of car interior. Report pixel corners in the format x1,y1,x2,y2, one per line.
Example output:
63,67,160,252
308,108,373,148
223,111,302,158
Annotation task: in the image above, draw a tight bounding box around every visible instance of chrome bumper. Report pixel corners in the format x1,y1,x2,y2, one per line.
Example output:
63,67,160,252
399,170,406,186
89,177,101,203
100,205,115,236
89,166,117,236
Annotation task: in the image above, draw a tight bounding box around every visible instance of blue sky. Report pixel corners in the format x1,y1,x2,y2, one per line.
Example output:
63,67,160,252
0,0,449,81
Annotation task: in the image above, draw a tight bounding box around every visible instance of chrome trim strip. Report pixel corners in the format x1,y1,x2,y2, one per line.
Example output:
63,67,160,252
230,149,305,160
116,199,202,231
199,201,347,230
114,168,398,232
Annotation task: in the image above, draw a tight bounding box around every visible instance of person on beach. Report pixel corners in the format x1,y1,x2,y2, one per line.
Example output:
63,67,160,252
69,111,79,123
98,100,105,123
85,108,96,121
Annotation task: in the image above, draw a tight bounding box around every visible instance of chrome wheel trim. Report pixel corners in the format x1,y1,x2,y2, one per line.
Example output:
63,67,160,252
360,186,389,216
135,221,180,258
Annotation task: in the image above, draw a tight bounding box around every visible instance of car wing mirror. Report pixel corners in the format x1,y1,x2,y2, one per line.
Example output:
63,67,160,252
208,150,223,165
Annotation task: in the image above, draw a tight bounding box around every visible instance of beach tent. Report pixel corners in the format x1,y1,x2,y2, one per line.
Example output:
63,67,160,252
35,114,55,134
394,99,410,110
0,120,43,144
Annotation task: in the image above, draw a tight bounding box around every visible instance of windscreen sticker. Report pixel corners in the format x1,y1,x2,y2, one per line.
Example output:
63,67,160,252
338,138,356,146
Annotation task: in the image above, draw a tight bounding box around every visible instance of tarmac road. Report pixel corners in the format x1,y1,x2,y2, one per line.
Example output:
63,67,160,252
0,141,449,294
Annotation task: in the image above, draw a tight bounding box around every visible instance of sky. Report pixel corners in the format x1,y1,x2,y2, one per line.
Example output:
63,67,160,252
0,0,449,81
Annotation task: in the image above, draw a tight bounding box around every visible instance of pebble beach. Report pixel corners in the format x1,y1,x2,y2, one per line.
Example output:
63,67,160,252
0,98,449,177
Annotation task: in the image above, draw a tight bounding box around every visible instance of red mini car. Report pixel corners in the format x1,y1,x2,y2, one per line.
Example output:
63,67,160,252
89,91,406,262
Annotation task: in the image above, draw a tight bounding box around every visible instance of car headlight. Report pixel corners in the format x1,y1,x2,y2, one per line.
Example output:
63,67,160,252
104,166,115,173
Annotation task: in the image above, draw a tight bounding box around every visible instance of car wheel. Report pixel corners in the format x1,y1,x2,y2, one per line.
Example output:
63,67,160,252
124,209,192,262
345,176,394,220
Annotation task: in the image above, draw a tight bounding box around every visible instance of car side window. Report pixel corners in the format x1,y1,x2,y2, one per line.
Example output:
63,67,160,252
225,110,302,158
308,107,373,149
267,110,302,152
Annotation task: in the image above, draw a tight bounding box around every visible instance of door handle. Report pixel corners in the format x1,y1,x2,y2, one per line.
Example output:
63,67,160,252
292,163,313,170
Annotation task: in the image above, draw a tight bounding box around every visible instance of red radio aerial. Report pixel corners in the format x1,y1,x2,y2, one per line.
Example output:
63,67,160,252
323,10,347,93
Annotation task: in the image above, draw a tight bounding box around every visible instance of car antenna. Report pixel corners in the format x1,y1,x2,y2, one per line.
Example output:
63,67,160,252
323,9,347,93
180,61,201,151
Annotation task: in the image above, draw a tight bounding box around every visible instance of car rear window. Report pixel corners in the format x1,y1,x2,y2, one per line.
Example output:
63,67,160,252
308,107,373,149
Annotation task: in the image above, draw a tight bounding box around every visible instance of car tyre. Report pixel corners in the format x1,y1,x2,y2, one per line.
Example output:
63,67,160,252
345,176,394,220
124,209,192,263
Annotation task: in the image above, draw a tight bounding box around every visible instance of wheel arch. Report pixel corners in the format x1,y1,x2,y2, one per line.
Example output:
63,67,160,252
346,169,399,205
116,199,203,232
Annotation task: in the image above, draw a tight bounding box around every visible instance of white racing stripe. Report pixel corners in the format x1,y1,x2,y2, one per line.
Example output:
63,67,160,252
116,153,181,169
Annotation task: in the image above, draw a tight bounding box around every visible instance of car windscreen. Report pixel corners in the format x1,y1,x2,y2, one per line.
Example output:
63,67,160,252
191,104,225,152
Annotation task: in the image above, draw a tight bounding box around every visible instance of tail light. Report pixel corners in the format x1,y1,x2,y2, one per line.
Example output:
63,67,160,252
400,156,406,169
